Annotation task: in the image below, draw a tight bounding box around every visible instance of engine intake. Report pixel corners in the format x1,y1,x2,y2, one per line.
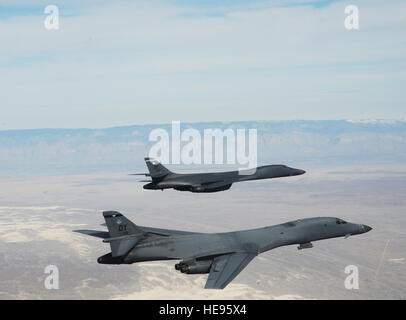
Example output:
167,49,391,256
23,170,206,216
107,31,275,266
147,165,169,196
175,260,212,274
297,242,313,250
190,184,232,193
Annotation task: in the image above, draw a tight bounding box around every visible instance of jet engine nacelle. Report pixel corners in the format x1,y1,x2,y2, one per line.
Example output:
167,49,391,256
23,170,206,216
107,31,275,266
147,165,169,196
297,242,313,250
175,260,212,274
97,253,127,264
173,184,232,193
190,184,232,193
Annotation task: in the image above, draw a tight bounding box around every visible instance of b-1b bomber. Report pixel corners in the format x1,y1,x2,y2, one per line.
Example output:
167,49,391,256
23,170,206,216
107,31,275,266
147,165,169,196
75,211,371,289
133,158,306,193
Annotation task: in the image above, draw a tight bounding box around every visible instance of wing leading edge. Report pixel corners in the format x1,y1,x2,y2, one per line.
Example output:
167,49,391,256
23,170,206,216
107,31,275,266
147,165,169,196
205,252,257,289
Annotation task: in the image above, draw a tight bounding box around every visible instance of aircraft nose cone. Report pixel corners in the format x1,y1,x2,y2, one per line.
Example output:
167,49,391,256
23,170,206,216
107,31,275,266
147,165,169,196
363,225,372,233
294,169,306,175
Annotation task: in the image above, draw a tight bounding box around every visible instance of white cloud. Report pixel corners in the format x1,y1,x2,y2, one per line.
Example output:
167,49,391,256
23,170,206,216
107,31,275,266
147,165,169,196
0,231,31,243
0,206,92,257
1,0,406,129
109,262,305,299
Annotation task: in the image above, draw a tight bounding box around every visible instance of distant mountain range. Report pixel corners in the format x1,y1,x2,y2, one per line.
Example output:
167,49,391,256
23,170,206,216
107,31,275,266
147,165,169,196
1,120,405,175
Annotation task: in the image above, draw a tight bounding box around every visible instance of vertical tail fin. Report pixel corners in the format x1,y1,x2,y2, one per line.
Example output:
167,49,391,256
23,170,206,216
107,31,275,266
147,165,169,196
103,211,145,257
144,157,172,180
103,211,143,237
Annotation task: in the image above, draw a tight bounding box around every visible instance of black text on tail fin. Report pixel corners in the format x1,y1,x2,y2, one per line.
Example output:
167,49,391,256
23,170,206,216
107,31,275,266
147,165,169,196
144,157,172,180
103,211,145,257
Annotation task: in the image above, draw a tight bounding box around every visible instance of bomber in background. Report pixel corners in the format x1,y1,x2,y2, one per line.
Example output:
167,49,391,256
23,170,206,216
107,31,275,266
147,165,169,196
75,211,372,289
133,157,306,193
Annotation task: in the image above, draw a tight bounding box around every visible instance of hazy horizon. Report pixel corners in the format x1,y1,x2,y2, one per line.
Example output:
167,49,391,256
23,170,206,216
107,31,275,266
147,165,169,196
1,118,406,132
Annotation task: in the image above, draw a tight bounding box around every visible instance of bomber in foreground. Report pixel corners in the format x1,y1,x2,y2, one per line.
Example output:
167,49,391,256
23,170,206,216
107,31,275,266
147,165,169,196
133,157,306,192
75,211,372,289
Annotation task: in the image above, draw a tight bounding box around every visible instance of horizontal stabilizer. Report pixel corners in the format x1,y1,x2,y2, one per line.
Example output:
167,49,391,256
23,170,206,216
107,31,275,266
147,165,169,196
74,229,110,239
129,173,151,177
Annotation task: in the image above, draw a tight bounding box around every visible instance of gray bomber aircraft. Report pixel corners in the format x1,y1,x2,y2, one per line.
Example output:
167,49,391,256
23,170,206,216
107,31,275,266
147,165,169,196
133,157,306,192
75,211,372,289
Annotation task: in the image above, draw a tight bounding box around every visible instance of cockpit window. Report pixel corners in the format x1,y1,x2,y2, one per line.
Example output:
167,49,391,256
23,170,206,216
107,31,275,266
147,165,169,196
336,219,347,225
283,222,296,227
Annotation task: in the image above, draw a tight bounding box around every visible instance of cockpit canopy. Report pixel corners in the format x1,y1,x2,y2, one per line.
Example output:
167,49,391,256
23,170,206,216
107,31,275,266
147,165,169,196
335,219,347,225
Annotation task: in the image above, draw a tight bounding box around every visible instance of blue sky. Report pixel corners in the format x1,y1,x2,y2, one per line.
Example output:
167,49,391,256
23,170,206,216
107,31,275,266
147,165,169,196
0,0,405,129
